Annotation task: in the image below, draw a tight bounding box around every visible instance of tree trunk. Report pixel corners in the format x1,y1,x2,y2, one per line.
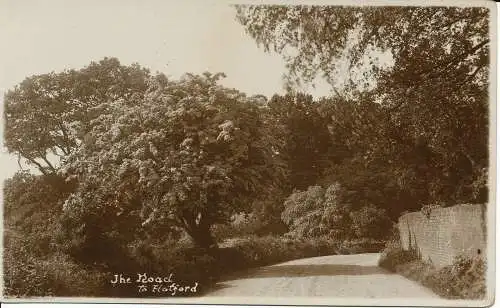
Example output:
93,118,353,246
189,225,218,250
182,215,218,250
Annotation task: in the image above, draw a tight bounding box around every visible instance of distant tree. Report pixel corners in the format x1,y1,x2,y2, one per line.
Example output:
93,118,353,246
4,58,151,175
61,73,285,249
281,183,352,239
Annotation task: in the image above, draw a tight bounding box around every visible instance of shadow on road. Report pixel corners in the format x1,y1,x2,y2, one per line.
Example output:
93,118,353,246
213,264,391,283
241,264,389,278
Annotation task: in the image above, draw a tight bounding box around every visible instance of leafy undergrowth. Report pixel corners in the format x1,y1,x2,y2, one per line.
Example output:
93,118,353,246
3,235,109,298
378,243,486,299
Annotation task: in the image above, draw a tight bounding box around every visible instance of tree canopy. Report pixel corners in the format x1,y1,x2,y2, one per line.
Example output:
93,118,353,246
4,58,150,175
60,72,286,249
235,6,489,95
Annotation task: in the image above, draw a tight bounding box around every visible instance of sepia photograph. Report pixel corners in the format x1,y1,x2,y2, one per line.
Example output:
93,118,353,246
0,0,496,306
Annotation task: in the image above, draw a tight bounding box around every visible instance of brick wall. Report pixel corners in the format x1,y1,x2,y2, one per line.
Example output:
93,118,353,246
397,203,486,268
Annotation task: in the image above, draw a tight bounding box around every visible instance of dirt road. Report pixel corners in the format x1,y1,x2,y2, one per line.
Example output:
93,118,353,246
205,253,440,298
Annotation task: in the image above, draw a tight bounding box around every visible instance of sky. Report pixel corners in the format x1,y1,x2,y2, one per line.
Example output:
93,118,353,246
0,0,335,184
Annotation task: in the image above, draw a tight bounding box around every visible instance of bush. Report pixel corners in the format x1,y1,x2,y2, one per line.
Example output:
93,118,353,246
338,238,386,254
281,184,393,242
212,211,287,242
3,172,109,298
378,240,486,299
424,255,486,299
378,245,420,272
123,241,218,296
214,235,341,274
4,240,108,298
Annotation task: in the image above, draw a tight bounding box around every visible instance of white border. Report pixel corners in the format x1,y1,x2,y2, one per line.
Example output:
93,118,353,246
1,0,497,306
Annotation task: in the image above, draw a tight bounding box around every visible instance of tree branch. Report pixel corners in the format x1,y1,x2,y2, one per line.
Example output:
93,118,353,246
16,153,27,171
40,155,57,174
426,39,490,79
22,154,48,176
57,123,72,155
465,63,487,84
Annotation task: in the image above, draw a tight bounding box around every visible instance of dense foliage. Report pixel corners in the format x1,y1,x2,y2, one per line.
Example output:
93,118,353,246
281,184,391,240
282,184,350,239
60,72,285,250
236,5,490,210
3,172,108,297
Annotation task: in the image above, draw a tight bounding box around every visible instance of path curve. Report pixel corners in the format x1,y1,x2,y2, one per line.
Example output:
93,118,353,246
206,253,439,298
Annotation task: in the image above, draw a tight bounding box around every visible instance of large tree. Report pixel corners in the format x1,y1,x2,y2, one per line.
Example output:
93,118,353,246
4,58,150,175
61,72,286,249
